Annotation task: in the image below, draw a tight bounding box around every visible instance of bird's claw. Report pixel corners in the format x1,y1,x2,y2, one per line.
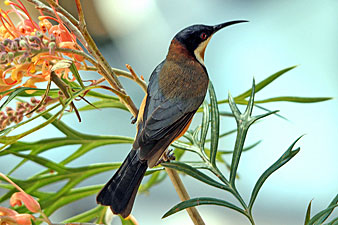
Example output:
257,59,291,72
131,115,137,124
156,149,176,166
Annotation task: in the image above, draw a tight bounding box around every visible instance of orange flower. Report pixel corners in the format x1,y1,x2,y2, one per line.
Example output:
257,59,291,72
10,192,41,213
0,210,35,225
0,0,85,98
0,173,39,225
0,206,17,216
0,173,41,214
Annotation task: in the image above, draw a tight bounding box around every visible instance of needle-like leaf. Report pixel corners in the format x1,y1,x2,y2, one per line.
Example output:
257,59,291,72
248,136,302,212
162,161,228,191
162,197,245,218
200,101,210,148
208,82,220,167
313,194,338,225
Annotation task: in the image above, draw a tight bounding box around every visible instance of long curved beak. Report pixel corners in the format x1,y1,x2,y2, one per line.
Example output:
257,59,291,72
213,20,248,33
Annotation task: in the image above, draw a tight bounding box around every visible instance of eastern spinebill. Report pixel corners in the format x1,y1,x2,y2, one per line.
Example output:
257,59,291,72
96,20,248,218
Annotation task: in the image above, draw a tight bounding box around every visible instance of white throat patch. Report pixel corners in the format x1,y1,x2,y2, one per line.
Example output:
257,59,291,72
193,36,212,66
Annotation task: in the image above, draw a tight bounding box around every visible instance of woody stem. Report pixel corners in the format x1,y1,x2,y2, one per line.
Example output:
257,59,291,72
165,168,205,225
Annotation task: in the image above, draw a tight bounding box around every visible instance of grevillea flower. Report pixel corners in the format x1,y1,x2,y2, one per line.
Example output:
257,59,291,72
10,192,41,213
0,173,41,225
0,0,85,97
0,206,35,225
0,96,54,130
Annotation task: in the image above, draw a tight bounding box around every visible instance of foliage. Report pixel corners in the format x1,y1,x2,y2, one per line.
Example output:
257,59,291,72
0,0,335,225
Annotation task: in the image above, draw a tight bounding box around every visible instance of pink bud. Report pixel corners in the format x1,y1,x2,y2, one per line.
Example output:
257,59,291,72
10,192,41,213
0,206,18,216
12,214,35,225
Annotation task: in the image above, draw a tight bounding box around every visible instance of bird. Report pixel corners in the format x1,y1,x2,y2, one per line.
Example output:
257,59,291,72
96,20,248,218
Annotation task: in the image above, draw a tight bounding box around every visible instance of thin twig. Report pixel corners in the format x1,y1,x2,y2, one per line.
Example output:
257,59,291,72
165,168,205,225
125,64,147,93
51,71,81,122
26,78,52,116
86,66,148,92
74,0,85,26
73,0,120,87
44,0,79,26
72,0,138,116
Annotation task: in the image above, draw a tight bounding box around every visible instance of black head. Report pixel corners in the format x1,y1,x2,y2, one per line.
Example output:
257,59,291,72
173,20,248,64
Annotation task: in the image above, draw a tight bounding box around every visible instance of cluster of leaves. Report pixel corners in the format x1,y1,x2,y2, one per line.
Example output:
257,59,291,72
0,64,335,225
162,80,301,225
304,194,338,225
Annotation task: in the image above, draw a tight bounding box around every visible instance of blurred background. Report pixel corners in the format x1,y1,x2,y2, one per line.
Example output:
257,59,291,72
1,0,338,224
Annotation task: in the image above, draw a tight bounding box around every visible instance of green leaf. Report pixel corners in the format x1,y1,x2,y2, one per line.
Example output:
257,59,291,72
228,80,256,185
199,101,210,148
69,62,85,88
323,217,338,225
219,111,234,117
140,170,166,193
43,185,102,216
162,197,245,218
0,87,60,99
305,200,312,225
78,100,128,112
248,136,302,212
215,141,261,155
0,87,36,111
208,82,220,167
63,205,106,223
7,150,69,174
86,90,120,100
242,96,332,104
162,161,228,191
41,112,85,138
313,194,338,225
171,140,200,154
217,66,297,104
308,204,338,225
206,129,237,142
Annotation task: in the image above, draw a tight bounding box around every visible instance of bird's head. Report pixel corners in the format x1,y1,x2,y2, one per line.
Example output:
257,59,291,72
172,20,248,65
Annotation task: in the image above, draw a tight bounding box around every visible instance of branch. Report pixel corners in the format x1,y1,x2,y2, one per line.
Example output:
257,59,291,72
126,64,147,93
166,168,205,225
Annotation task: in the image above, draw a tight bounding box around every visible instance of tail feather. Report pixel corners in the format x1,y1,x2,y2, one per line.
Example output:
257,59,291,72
96,150,147,218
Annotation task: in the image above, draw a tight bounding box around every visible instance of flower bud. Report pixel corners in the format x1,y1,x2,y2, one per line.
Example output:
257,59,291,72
10,192,41,213
7,52,14,62
48,42,56,55
13,214,35,225
3,38,12,46
19,40,29,49
0,52,7,63
50,34,56,42
42,39,49,46
0,206,18,216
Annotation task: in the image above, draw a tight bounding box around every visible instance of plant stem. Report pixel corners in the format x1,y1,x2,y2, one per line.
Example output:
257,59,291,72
229,126,248,186
165,167,205,225
74,0,138,116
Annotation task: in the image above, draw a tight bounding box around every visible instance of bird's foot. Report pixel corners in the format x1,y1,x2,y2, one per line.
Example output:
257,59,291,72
156,149,176,166
131,115,138,124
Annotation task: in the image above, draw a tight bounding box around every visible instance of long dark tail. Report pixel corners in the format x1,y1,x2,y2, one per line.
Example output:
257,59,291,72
96,149,147,218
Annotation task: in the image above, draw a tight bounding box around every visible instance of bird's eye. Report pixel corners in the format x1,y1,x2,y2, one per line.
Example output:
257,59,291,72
200,32,207,40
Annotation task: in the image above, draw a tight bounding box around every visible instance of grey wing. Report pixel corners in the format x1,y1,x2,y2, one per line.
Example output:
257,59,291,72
133,62,204,164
